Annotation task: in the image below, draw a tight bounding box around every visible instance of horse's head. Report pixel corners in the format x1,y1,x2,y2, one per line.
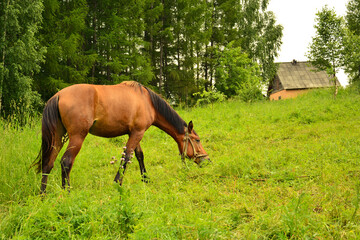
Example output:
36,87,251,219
181,121,210,166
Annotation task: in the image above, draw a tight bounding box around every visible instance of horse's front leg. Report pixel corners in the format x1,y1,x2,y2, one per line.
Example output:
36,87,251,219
114,131,144,185
134,144,150,183
114,146,134,185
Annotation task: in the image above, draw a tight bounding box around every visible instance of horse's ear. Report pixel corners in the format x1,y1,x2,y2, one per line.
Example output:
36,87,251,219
188,121,193,132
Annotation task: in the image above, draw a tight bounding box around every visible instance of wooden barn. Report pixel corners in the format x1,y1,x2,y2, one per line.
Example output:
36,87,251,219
268,60,340,100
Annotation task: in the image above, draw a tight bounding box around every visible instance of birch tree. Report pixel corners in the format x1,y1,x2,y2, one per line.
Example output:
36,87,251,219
307,6,344,97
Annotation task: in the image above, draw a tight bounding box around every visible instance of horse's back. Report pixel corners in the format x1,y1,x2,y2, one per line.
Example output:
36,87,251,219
56,82,155,138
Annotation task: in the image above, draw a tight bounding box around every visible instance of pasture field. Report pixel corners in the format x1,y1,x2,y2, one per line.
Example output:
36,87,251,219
1,88,360,239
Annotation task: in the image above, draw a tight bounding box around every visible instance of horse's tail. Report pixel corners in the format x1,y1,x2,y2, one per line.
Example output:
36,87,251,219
32,95,63,173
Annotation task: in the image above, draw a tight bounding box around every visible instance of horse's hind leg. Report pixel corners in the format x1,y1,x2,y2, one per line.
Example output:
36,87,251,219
61,134,86,191
41,139,64,193
41,124,66,193
134,144,150,183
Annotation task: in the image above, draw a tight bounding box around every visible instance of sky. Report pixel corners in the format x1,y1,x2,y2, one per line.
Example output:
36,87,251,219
267,0,348,86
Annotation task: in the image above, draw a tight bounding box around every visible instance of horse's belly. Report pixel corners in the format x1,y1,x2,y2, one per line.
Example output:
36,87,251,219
89,120,129,138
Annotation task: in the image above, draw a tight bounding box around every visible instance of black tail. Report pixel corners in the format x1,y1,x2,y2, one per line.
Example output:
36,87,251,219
32,96,61,173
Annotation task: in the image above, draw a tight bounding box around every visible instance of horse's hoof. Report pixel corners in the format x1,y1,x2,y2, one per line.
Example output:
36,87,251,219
141,176,151,183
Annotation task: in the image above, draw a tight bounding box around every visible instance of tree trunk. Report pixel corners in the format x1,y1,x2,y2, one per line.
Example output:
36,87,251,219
204,44,208,90
332,63,338,98
0,0,10,113
107,49,110,82
159,0,165,94
196,49,200,82
177,33,180,70
91,0,97,83
334,73,338,98
210,38,214,88
159,39,163,94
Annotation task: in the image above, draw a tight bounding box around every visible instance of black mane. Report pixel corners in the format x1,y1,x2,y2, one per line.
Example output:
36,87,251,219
144,87,187,134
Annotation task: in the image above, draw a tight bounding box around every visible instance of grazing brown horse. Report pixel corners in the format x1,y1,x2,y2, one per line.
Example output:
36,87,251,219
34,81,209,193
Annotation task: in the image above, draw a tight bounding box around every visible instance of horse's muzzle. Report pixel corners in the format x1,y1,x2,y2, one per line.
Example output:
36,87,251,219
198,157,212,168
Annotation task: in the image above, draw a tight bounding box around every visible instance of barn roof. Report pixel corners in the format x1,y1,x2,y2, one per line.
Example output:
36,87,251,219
276,61,340,90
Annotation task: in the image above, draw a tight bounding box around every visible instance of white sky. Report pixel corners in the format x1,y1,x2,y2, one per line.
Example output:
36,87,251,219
267,0,348,86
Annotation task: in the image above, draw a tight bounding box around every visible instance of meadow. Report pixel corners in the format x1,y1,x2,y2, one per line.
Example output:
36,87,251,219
1,88,360,239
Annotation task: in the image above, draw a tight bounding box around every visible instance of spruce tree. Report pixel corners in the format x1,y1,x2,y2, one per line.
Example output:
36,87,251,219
0,0,45,119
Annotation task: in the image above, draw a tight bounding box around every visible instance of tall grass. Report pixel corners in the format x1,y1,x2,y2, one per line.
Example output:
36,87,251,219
1,88,360,239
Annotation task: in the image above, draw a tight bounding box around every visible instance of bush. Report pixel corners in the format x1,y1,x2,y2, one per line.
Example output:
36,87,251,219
237,77,264,102
5,94,43,128
193,89,226,108
215,41,262,98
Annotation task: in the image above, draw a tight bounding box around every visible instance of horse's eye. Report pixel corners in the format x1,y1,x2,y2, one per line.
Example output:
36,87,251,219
195,139,200,143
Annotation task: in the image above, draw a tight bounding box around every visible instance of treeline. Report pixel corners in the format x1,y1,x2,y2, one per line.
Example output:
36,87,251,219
0,0,283,118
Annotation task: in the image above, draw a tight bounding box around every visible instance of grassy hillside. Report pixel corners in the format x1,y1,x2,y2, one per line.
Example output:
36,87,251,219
1,88,360,239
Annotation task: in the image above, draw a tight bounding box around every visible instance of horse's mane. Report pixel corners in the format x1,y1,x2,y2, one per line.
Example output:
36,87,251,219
145,87,187,134
122,81,187,134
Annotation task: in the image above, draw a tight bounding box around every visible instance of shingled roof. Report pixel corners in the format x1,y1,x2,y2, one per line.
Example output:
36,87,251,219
271,61,340,92
281,61,332,88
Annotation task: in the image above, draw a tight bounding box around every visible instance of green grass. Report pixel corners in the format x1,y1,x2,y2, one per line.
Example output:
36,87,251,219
1,88,360,239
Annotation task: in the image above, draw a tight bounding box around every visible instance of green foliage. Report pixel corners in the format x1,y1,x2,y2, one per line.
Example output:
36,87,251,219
346,0,360,35
237,76,264,103
5,96,42,127
142,0,282,99
208,0,283,85
264,9,283,76
342,29,360,84
1,0,283,113
215,42,262,98
0,0,46,117
94,0,153,85
307,6,344,78
34,0,95,100
343,0,360,86
193,88,225,107
2,89,360,238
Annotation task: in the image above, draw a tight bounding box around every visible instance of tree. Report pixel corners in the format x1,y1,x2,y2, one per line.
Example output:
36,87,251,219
253,11,283,84
215,41,262,98
88,0,152,85
220,0,282,85
143,0,169,94
36,0,153,102
307,6,345,97
166,0,207,103
343,0,360,85
342,30,360,85
208,0,282,96
0,0,45,118
35,0,96,101
346,0,360,35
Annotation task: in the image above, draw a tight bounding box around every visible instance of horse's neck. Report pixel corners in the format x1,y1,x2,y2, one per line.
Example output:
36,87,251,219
153,116,184,147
